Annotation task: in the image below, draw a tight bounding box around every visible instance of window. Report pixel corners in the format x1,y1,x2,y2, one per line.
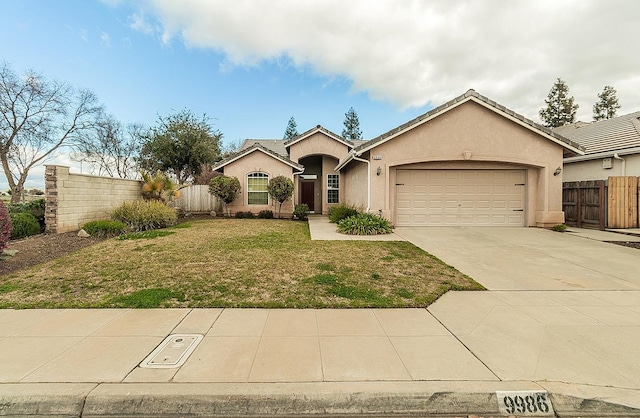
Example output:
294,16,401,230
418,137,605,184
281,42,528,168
327,174,339,204
247,172,269,205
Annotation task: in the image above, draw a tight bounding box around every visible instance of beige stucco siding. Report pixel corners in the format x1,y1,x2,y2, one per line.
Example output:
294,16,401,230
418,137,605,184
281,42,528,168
289,132,350,162
363,101,565,227
342,158,368,211
222,151,296,216
564,154,640,181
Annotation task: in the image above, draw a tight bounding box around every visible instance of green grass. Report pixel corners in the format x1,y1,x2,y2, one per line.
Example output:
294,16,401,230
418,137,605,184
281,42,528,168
0,219,483,308
117,230,176,240
107,288,185,308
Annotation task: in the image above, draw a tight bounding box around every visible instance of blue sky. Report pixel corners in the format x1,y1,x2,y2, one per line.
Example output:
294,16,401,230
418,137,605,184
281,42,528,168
2,0,639,190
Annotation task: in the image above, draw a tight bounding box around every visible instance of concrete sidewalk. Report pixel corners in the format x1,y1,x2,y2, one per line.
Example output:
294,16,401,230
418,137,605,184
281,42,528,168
2,221,640,417
2,307,640,417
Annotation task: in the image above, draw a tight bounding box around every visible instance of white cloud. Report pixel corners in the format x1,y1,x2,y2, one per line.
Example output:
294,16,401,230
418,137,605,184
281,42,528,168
100,31,111,46
136,0,640,122
129,10,155,35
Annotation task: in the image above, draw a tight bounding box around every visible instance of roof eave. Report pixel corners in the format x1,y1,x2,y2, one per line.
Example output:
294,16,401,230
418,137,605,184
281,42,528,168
285,126,354,149
212,145,303,172
563,146,640,163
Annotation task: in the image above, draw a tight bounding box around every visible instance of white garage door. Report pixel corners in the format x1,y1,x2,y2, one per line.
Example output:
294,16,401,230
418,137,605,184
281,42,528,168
396,169,526,226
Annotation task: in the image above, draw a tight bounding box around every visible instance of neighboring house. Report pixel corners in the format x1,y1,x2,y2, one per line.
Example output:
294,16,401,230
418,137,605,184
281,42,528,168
212,90,584,227
557,111,640,181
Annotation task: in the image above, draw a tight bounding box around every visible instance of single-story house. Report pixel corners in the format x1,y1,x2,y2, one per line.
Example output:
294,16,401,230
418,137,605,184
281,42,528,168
212,90,584,227
557,111,640,181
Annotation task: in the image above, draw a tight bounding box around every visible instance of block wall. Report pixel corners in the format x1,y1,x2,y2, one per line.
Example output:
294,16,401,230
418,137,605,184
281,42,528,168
45,165,142,233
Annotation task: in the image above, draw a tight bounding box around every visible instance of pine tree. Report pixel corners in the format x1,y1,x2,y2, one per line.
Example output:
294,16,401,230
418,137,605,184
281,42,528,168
539,78,579,128
283,116,299,140
593,85,621,121
342,107,363,141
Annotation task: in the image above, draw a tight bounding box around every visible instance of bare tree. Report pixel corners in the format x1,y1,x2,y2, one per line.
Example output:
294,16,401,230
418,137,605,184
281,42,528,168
72,115,142,179
0,62,102,203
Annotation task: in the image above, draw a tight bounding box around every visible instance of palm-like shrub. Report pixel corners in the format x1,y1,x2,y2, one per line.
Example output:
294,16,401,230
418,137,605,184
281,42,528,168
141,171,181,203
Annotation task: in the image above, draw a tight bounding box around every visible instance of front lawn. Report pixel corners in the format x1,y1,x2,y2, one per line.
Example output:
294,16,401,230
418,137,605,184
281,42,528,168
0,219,483,308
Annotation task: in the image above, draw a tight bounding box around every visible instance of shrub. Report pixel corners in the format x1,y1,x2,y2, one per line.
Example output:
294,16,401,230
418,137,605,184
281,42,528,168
235,211,255,219
111,200,177,232
267,176,294,218
328,203,359,223
293,204,310,221
0,201,11,250
209,175,241,217
9,212,41,239
337,213,392,235
10,199,45,232
551,224,567,232
82,220,128,238
258,210,274,219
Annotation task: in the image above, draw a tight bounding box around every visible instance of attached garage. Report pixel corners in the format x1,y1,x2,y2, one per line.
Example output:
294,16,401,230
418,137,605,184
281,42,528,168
396,169,526,226
335,90,586,228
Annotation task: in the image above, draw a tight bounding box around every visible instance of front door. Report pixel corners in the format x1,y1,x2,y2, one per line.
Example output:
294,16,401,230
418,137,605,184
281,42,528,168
301,182,315,213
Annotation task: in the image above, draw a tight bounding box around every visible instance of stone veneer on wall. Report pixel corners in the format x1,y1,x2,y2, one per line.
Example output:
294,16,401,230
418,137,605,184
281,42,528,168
45,165,142,233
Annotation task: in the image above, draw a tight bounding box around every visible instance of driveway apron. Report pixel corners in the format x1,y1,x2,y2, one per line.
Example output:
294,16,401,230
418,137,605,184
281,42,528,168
395,226,640,393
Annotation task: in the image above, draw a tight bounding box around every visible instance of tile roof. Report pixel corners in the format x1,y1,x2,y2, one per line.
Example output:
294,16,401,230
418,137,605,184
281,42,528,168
240,139,288,157
554,111,640,155
353,89,584,156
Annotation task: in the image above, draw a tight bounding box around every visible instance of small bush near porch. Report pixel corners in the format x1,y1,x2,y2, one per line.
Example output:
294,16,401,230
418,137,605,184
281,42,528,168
0,219,483,308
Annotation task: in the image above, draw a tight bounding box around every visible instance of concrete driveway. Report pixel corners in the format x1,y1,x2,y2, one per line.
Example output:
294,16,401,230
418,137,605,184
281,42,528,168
394,227,640,290
393,226,640,399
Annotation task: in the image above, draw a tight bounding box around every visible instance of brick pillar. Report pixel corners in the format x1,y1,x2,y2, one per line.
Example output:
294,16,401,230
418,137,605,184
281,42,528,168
45,165,59,233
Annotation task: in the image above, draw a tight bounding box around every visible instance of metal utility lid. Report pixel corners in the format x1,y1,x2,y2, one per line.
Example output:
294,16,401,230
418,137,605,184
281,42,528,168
140,334,203,369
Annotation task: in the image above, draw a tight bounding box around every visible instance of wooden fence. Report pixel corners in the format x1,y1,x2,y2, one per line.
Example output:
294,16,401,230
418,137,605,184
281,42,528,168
562,176,640,230
608,176,639,229
174,185,221,213
562,180,606,230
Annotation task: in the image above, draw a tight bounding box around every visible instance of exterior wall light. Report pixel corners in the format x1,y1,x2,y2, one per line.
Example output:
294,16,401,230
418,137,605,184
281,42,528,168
376,167,382,176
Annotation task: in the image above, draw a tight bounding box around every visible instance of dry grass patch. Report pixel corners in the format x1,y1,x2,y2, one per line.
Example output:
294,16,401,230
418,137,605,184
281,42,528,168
0,219,483,308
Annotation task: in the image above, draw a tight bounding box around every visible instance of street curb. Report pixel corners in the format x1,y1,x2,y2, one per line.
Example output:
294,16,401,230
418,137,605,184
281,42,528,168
1,382,640,417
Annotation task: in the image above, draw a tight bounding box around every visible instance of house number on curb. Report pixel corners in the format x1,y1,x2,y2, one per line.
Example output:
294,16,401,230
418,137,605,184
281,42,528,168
495,391,554,416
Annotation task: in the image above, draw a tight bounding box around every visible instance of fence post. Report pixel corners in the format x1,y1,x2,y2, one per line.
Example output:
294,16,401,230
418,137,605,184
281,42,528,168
44,165,59,233
576,182,583,228
599,180,606,230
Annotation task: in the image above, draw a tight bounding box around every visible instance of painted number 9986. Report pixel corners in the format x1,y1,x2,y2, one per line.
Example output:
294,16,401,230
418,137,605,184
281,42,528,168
496,391,553,416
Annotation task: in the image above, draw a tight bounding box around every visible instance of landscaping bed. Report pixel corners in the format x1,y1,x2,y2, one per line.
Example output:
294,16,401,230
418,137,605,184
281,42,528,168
0,219,483,309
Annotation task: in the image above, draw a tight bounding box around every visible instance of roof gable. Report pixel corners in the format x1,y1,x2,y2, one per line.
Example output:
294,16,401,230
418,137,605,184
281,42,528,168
355,90,585,156
212,143,304,172
284,125,354,149
240,139,288,157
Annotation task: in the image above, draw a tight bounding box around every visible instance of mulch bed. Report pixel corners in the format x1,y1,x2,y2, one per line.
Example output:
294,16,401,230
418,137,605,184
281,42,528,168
0,232,104,276
610,241,640,250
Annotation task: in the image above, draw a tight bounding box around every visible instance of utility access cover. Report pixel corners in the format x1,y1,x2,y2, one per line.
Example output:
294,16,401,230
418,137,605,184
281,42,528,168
140,334,203,368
